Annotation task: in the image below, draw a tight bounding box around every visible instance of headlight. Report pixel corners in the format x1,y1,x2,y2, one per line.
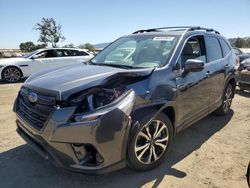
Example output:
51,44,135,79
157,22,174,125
74,90,135,122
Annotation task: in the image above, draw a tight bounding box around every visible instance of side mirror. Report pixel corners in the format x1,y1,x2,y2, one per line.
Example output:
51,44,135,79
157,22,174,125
184,59,204,73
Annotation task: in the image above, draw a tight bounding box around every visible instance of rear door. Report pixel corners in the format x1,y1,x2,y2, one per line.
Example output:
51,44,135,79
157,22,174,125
204,36,227,110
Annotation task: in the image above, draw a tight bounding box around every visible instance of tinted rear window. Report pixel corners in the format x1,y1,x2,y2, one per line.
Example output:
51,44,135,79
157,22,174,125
205,36,223,62
219,38,231,57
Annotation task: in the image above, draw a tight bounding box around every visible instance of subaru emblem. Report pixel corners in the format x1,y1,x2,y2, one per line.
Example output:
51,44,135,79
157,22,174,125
28,92,38,103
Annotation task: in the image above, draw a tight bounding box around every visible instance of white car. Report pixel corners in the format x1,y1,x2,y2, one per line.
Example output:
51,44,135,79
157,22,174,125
0,48,94,83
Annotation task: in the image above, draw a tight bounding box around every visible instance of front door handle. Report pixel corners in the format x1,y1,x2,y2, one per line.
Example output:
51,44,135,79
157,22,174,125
225,64,229,69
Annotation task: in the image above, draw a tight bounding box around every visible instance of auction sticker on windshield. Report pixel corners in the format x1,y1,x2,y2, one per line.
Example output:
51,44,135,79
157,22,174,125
153,36,175,41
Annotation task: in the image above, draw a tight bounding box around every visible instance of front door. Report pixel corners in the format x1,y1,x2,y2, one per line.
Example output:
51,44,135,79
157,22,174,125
176,35,210,127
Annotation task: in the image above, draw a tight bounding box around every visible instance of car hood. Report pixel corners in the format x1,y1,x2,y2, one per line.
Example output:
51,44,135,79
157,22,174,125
24,64,154,100
0,58,27,65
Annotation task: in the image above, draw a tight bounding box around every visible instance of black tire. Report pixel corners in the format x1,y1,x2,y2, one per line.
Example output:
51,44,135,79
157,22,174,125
247,162,250,188
2,66,22,83
213,83,233,116
127,112,173,171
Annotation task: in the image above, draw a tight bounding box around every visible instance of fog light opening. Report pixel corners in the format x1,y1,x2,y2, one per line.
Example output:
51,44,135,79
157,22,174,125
72,144,87,161
72,144,104,166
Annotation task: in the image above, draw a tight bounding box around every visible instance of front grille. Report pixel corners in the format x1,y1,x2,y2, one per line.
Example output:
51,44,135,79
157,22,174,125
16,87,56,131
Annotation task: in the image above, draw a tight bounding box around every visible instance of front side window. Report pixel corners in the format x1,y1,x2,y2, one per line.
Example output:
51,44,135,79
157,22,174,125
91,35,179,69
34,51,47,58
34,50,56,58
180,35,206,68
205,36,223,62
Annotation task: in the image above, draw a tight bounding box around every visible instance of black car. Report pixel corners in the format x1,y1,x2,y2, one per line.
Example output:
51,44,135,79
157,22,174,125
233,47,250,62
14,26,238,174
238,58,250,91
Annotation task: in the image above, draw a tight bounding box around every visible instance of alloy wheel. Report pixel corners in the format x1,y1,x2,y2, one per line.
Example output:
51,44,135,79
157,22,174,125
134,120,169,164
223,86,233,112
3,67,21,83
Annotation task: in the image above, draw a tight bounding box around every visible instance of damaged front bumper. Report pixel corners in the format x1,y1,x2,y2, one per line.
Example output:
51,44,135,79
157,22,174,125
14,90,135,174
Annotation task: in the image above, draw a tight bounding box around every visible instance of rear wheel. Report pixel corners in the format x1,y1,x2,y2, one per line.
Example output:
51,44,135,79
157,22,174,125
127,113,173,171
213,83,233,116
2,67,22,83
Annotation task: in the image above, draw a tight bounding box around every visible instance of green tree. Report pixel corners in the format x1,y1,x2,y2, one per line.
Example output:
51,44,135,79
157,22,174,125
35,17,65,47
235,37,244,48
34,43,47,50
79,43,95,51
62,43,75,48
19,41,36,52
19,42,46,52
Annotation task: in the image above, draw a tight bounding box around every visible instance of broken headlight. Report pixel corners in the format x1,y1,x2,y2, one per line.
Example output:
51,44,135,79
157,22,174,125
71,89,135,122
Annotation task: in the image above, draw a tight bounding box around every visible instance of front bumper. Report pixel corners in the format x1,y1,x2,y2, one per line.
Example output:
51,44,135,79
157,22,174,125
15,105,132,174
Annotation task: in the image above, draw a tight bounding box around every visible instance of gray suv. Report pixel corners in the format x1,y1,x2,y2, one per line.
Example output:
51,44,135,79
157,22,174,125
14,26,237,174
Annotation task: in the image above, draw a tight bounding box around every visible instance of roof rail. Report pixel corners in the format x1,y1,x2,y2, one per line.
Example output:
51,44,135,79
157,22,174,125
187,26,220,34
132,26,220,34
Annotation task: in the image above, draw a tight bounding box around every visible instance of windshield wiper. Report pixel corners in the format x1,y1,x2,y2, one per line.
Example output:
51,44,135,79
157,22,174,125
88,60,143,69
100,63,137,69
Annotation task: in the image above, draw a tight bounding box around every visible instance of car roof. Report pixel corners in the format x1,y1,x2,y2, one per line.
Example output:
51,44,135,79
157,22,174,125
129,26,221,38
37,48,89,52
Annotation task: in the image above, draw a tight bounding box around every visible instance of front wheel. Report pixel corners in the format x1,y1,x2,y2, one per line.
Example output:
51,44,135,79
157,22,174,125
127,113,173,171
213,83,233,116
2,67,22,83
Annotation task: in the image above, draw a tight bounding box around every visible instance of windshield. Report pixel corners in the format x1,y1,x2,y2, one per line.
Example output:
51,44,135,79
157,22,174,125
91,35,179,69
23,50,40,59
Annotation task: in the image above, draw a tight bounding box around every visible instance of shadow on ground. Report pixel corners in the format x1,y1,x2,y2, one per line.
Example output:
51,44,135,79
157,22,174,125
0,110,234,188
235,89,250,98
0,78,26,85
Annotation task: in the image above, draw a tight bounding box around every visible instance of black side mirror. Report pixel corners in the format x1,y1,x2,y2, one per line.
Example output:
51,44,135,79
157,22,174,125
184,59,204,73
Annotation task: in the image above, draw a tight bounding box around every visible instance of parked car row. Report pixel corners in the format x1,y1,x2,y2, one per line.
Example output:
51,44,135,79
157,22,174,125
0,51,23,58
13,26,238,174
233,47,250,62
237,58,250,91
0,48,94,83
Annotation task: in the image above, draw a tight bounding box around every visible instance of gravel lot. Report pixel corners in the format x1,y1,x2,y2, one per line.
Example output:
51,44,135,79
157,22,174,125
0,82,249,188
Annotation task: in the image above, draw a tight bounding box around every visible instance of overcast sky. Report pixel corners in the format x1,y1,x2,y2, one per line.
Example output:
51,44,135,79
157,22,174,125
0,0,250,48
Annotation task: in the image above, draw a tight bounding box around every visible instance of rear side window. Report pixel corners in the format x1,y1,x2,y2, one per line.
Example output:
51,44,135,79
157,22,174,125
56,50,70,57
205,36,223,62
70,50,89,56
219,38,231,57
78,51,89,56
